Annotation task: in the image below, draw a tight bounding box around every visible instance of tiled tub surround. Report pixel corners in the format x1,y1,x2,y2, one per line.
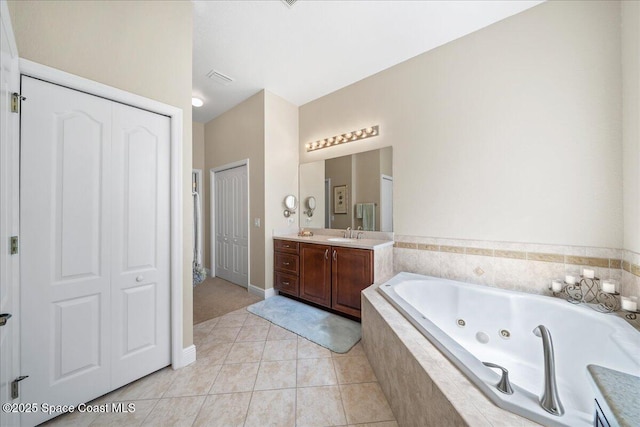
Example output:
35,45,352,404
362,286,539,427
393,236,640,301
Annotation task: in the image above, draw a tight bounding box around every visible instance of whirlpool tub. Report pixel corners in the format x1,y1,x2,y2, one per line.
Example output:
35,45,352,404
376,272,640,426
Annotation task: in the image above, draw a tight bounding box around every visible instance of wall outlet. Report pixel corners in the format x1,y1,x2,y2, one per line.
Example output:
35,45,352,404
254,218,260,227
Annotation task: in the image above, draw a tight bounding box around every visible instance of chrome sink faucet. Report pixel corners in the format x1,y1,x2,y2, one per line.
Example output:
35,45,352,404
344,227,352,239
533,325,564,416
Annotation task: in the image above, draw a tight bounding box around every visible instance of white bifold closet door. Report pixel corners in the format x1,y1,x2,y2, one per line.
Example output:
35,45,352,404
214,166,248,287
20,76,170,426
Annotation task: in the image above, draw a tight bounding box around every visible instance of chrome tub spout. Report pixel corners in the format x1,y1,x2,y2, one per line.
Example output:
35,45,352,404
533,325,564,416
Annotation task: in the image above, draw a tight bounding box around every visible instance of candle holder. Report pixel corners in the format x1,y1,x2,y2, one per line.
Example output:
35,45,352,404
550,276,620,313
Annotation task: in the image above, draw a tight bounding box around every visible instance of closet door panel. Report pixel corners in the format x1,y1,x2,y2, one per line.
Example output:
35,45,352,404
111,102,170,389
20,76,112,426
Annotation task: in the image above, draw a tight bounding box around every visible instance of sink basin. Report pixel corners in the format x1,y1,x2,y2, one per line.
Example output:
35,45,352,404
327,238,354,242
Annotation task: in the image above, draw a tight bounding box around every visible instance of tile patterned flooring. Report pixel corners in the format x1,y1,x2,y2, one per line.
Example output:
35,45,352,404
43,308,398,427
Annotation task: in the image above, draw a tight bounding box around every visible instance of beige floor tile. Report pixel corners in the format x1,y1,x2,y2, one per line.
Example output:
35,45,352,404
340,382,395,425
164,358,222,397
141,396,205,427
193,392,252,427
236,324,270,342
296,386,347,427
267,324,298,341
297,358,337,387
297,336,331,358
332,342,365,358
196,341,233,364
201,326,241,345
262,339,297,361
210,362,260,394
89,400,157,426
115,367,179,400
41,409,99,427
347,422,399,427
225,341,265,363
333,356,377,384
244,389,296,427
215,313,248,328
244,314,272,327
254,360,297,390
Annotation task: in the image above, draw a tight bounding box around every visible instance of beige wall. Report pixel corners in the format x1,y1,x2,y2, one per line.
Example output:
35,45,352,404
325,155,353,229
264,91,299,291
204,91,266,287
299,161,326,228
8,0,194,346
193,122,205,172
300,0,623,249
623,1,640,253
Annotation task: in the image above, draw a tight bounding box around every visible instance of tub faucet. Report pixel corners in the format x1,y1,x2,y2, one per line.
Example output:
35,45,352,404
482,362,513,394
532,325,564,416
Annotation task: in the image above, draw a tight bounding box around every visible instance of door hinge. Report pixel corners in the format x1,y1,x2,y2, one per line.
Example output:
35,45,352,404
11,93,26,114
10,236,18,255
11,376,28,399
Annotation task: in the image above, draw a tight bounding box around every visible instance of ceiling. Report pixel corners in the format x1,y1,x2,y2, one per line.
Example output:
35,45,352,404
192,0,544,123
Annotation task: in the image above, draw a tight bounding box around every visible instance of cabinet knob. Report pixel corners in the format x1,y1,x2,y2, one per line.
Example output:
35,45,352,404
282,281,290,285
333,250,337,261
136,275,144,282
325,249,329,259
283,262,290,266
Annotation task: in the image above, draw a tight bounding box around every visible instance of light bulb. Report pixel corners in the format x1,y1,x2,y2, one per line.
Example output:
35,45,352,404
305,143,311,150
192,97,204,107
345,132,352,139
355,130,363,137
328,137,334,143
365,127,373,134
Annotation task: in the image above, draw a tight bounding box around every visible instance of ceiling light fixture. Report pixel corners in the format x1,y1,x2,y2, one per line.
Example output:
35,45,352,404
192,97,204,107
305,125,380,152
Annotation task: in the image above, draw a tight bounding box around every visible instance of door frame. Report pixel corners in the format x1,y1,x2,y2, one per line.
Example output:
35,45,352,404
18,59,190,369
209,159,250,288
1,1,20,422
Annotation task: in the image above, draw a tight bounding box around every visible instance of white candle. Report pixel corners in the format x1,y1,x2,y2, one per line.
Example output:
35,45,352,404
551,280,563,292
621,298,637,312
601,280,616,294
582,269,595,279
565,275,576,285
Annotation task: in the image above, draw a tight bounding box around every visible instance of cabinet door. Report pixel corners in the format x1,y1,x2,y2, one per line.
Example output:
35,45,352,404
332,247,373,317
300,243,332,307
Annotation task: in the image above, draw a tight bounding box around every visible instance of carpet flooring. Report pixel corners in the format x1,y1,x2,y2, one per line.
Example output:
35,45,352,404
193,277,261,325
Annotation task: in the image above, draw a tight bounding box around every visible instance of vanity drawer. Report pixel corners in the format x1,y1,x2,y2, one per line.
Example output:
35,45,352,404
275,252,299,274
275,239,299,254
274,272,299,296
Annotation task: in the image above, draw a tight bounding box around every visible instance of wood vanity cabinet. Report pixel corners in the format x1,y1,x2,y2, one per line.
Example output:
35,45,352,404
275,240,373,319
274,240,300,297
331,246,373,317
299,243,332,307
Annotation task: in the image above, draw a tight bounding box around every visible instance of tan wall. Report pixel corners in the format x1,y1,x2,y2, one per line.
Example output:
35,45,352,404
300,0,623,249
623,1,640,253
380,146,392,178
299,161,325,228
325,155,353,230
8,0,194,347
204,91,266,288
354,149,381,231
264,91,299,291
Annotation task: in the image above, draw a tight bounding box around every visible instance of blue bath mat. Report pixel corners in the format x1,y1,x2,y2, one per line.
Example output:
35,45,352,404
247,296,361,353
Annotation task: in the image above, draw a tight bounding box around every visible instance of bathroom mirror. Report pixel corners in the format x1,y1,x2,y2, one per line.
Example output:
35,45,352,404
304,196,316,217
299,147,393,231
283,194,297,218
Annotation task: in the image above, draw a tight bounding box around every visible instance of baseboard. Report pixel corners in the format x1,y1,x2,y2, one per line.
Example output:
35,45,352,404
173,344,196,369
206,268,212,277
248,284,276,299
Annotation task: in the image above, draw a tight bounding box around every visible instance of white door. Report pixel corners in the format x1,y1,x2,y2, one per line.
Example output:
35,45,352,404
0,2,20,426
381,175,393,232
110,103,170,389
214,166,248,286
20,77,170,425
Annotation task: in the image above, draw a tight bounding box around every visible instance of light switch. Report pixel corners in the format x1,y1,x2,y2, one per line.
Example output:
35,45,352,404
254,218,260,227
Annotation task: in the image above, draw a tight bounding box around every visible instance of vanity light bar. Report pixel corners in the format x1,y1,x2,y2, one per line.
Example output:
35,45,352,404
305,125,379,152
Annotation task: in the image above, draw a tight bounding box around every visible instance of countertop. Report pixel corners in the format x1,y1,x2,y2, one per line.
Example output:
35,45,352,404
274,233,394,250
587,364,640,427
